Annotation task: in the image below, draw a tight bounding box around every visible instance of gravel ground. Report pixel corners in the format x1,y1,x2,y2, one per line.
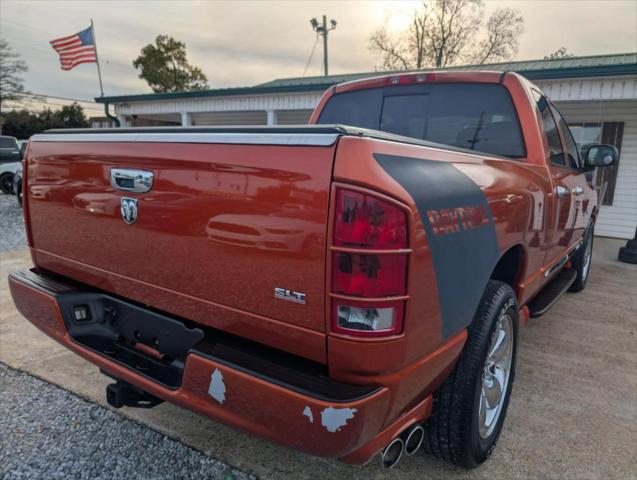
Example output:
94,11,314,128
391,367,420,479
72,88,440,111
0,364,254,480
0,193,26,253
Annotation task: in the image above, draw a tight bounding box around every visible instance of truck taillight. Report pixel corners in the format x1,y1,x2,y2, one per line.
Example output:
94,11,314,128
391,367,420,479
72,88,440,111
331,187,409,338
332,253,407,297
333,301,404,337
334,189,407,249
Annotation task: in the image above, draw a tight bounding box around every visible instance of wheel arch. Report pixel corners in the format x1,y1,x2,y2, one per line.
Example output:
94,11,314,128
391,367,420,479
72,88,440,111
490,244,526,300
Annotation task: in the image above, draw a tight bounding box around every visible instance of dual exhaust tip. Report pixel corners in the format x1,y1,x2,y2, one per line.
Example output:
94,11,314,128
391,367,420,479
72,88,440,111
379,424,425,469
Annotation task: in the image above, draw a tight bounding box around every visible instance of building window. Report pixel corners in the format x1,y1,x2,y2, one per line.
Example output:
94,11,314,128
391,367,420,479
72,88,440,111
569,123,602,153
568,122,624,206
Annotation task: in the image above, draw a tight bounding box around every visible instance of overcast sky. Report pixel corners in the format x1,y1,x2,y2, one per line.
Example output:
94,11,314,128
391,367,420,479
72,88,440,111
1,0,636,115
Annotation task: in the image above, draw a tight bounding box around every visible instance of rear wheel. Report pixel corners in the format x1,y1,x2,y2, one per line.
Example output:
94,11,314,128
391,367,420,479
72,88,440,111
0,173,14,194
422,280,518,468
568,224,593,292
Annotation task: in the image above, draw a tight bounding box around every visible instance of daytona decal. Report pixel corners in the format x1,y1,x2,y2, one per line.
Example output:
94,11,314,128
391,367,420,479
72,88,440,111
375,154,500,339
426,204,490,236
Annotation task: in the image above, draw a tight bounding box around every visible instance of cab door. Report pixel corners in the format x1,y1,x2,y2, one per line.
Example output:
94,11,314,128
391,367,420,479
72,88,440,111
534,93,580,266
551,104,594,243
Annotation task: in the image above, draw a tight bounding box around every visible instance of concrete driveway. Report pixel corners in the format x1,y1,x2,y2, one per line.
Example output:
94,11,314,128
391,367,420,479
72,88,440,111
1,238,635,479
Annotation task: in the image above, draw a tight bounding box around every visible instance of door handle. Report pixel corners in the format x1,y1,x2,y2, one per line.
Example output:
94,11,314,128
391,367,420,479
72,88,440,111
555,185,569,198
572,186,584,196
110,169,154,193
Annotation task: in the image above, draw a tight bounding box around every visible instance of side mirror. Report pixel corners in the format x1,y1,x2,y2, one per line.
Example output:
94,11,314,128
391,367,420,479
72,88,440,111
19,142,27,158
584,144,618,170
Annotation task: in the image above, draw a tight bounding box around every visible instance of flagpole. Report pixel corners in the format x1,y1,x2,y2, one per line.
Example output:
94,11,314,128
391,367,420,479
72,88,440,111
91,18,105,97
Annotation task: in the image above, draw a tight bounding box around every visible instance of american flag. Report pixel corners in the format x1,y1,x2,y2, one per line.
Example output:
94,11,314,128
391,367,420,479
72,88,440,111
50,26,97,71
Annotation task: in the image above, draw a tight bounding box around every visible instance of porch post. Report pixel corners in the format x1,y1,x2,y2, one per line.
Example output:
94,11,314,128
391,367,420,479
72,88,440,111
266,110,277,126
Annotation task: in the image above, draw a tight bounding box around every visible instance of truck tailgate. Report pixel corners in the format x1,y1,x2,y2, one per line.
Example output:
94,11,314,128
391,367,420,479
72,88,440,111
25,131,339,360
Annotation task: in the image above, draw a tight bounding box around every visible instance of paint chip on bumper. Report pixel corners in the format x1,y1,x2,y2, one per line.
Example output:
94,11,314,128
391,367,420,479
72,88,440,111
320,407,357,433
303,406,314,423
208,369,226,404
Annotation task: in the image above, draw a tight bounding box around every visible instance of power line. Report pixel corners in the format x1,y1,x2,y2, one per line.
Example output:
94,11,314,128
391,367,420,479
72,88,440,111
0,17,54,36
302,34,320,77
4,35,134,74
4,91,104,114
10,90,97,104
1,37,55,56
1,17,146,45
1,19,136,72
9,102,103,113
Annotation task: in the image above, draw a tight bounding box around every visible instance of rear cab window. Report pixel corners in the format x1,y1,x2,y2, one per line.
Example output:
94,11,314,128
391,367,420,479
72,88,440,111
551,105,582,169
318,83,526,159
0,137,18,149
532,92,565,166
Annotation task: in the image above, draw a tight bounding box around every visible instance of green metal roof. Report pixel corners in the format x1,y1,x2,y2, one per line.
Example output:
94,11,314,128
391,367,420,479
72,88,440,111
96,52,637,104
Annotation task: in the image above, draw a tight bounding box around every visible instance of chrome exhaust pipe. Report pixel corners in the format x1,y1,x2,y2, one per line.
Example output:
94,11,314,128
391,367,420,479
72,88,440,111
403,424,425,456
380,437,404,469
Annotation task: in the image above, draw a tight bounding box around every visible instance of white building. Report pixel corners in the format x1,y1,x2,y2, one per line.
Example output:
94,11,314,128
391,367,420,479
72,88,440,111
97,53,637,239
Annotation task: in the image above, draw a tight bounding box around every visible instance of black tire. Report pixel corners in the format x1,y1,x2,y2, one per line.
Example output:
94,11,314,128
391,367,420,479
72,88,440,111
0,173,14,194
16,183,22,207
422,280,519,469
568,224,593,292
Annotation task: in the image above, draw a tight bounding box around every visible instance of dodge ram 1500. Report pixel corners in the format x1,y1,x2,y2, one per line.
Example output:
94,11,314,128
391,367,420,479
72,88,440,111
9,71,618,469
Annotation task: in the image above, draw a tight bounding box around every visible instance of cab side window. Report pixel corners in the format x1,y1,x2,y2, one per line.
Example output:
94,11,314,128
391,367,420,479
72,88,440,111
533,92,565,166
551,105,581,169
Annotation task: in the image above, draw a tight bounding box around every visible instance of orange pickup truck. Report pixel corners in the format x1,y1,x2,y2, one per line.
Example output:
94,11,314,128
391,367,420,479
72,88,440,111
10,71,618,469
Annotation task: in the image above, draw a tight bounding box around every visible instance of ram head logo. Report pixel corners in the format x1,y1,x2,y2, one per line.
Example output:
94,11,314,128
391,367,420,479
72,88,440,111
120,197,138,225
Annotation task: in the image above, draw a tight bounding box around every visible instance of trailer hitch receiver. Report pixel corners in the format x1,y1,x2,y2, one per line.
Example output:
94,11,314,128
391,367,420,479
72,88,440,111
106,380,164,409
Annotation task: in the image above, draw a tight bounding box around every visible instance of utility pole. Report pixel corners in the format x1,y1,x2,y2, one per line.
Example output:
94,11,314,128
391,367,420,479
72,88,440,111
310,15,337,76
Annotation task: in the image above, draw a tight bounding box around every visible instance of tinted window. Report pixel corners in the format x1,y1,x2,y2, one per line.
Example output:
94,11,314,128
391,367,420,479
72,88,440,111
380,95,428,139
318,84,525,158
534,94,564,165
551,106,581,169
0,137,18,149
317,88,382,130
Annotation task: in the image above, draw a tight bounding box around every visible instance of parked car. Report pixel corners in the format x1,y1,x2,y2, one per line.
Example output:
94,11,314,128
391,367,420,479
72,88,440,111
18,140,28,157
0,135,22,165
9,71,617,470
0,161,21,194
13,163,23,206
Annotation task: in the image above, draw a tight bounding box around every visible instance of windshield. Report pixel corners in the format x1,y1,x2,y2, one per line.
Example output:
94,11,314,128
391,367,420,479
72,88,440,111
0,137,18,149
318,83,525,158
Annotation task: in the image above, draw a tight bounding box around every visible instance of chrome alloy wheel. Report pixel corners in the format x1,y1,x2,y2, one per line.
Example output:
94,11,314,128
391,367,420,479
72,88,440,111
479,312,514,439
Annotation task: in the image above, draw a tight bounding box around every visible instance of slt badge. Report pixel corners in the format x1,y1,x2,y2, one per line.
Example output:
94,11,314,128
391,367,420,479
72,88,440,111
120,197,138,225
274,288,306,304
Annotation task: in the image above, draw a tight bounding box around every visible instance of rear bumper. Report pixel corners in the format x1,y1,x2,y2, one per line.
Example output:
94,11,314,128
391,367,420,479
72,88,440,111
9,269,438,463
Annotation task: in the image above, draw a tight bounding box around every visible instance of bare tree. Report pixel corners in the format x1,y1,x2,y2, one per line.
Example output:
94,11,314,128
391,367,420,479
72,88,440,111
472,8,524,64
0,39,28,112
370,0,523,70
544,47,574,60
369,28,412,70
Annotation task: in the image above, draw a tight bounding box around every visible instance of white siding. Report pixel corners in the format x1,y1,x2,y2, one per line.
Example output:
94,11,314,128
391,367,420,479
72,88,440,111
555,100,637,239
191,111,267,126
116,92,322,116
275,109,314,125
537,76,637,102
